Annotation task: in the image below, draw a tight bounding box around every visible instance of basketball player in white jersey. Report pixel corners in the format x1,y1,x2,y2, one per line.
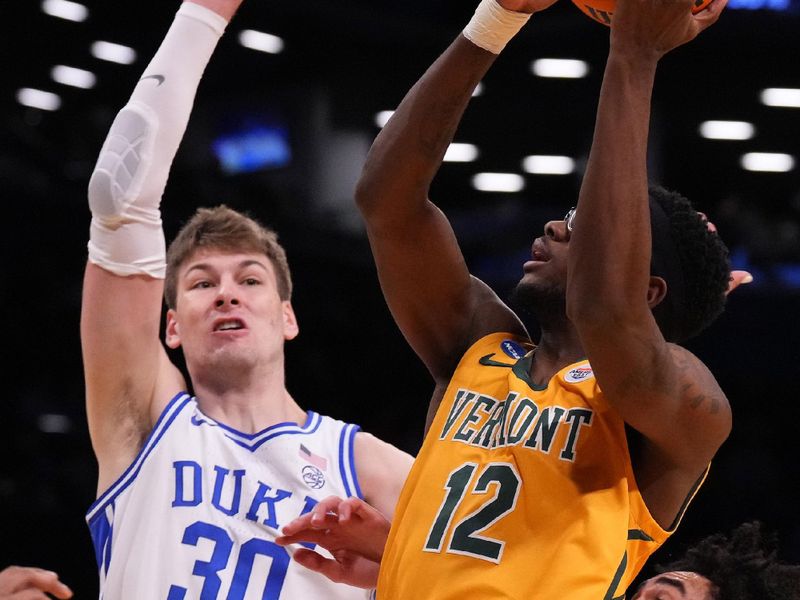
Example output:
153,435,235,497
80,1,412,598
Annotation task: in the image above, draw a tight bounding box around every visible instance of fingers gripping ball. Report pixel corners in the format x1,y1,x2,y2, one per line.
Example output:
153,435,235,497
571,0,712,25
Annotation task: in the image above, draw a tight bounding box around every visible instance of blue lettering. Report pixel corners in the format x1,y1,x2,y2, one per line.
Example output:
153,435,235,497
211,466,246,517
245,483,292,528
172,460,202,507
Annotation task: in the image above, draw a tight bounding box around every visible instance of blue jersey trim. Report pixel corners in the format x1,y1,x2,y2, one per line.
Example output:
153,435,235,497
194,408,316,440
86,392,192,523
88,507,113,571
338,424,364,500
190,410,323,452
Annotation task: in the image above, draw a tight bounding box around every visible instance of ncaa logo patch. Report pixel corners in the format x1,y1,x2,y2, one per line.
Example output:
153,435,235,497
564,365,594,384
501,340,526,360
302,465,325,490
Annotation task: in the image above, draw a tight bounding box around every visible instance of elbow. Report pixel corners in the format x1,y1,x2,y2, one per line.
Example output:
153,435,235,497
354,167,379,219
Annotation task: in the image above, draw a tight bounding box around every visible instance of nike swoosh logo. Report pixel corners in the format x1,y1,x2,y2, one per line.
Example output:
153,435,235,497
191,414,215,427
478,353,513,368
140,74,165,86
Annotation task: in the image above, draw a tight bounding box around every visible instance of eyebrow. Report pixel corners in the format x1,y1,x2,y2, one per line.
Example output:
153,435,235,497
652,576,687,595
184,259,270,277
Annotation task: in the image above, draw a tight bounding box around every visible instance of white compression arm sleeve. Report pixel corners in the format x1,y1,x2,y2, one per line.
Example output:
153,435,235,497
87,3,228,278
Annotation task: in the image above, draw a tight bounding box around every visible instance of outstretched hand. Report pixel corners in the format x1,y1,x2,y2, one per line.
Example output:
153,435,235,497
275,496,391,589
610,0,727,60
0,566,73,600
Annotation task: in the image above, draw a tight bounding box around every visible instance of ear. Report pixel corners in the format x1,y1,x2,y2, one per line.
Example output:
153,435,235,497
647,276,668,309
282,301,299,341
165,308,182,349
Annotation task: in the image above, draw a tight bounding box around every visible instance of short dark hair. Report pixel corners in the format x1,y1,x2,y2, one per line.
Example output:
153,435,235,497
659,522,800,600
164,205,292,309
648,184,731,343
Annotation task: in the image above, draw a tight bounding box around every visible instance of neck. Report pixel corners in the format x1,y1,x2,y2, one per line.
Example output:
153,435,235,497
189,358,306,434
529,321,585,387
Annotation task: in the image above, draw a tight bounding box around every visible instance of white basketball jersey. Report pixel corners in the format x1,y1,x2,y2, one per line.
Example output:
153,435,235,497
86,392,372,600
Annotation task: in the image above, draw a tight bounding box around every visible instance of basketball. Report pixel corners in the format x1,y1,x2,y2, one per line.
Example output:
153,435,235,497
571,0,713,25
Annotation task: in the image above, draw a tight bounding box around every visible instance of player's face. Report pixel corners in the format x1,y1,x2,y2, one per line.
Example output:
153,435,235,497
630,571,716,600
514,209,573,304
165,249,298,372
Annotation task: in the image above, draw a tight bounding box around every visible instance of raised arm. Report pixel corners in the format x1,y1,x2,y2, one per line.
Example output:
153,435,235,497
81,0,240,493
566,0,730,509
355,0,556,380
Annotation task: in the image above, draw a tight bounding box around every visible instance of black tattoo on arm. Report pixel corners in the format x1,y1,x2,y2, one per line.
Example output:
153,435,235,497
672,347,725,416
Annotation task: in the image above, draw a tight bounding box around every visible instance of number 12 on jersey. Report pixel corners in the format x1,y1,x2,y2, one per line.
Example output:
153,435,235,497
423,462,521,563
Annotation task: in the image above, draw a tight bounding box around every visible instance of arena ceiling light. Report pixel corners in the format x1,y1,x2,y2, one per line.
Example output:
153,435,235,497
531,58,589,79
238,30,284,54
444,143,479,163
41,0,88,22
16,88,61,111
740,152,795,172
522,155,576,175
91,41,137,65
471,172,526,192
473,82,484,97
374,110,394,128
760,88,800,108
51,65,96,89
698,120,755,140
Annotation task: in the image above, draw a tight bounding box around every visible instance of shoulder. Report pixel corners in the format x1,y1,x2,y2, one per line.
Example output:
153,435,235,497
467,277,527,340
354,432,414,473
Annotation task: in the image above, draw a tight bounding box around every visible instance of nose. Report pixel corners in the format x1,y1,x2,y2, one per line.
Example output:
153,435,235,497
544,219,570,242
214,281,240,308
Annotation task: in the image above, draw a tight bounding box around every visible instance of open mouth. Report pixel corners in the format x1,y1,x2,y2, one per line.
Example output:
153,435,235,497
531,239,550,262
214,319,245,332
532,249,548,262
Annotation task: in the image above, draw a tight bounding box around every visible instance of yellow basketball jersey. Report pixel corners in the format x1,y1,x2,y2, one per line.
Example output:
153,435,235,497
378,333,703,600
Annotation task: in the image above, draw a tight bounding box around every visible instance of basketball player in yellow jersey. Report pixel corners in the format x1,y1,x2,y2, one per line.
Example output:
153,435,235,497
280,0,736,597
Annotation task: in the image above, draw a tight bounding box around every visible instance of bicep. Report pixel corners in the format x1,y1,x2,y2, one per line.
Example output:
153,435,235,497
81,263,182,463
365,199,522,379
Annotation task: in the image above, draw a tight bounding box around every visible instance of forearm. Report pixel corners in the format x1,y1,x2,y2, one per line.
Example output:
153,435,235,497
87,3,229,278
568,51,658,322
356,36,494,220
356,0,531,222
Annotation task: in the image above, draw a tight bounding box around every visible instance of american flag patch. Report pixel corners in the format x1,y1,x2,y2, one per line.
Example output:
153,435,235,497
299,444,328,471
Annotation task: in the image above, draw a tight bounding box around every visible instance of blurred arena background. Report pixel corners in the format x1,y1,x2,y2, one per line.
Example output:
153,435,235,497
1,0,798,595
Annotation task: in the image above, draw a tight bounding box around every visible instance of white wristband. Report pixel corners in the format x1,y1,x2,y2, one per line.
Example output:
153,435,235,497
462,0,531,55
